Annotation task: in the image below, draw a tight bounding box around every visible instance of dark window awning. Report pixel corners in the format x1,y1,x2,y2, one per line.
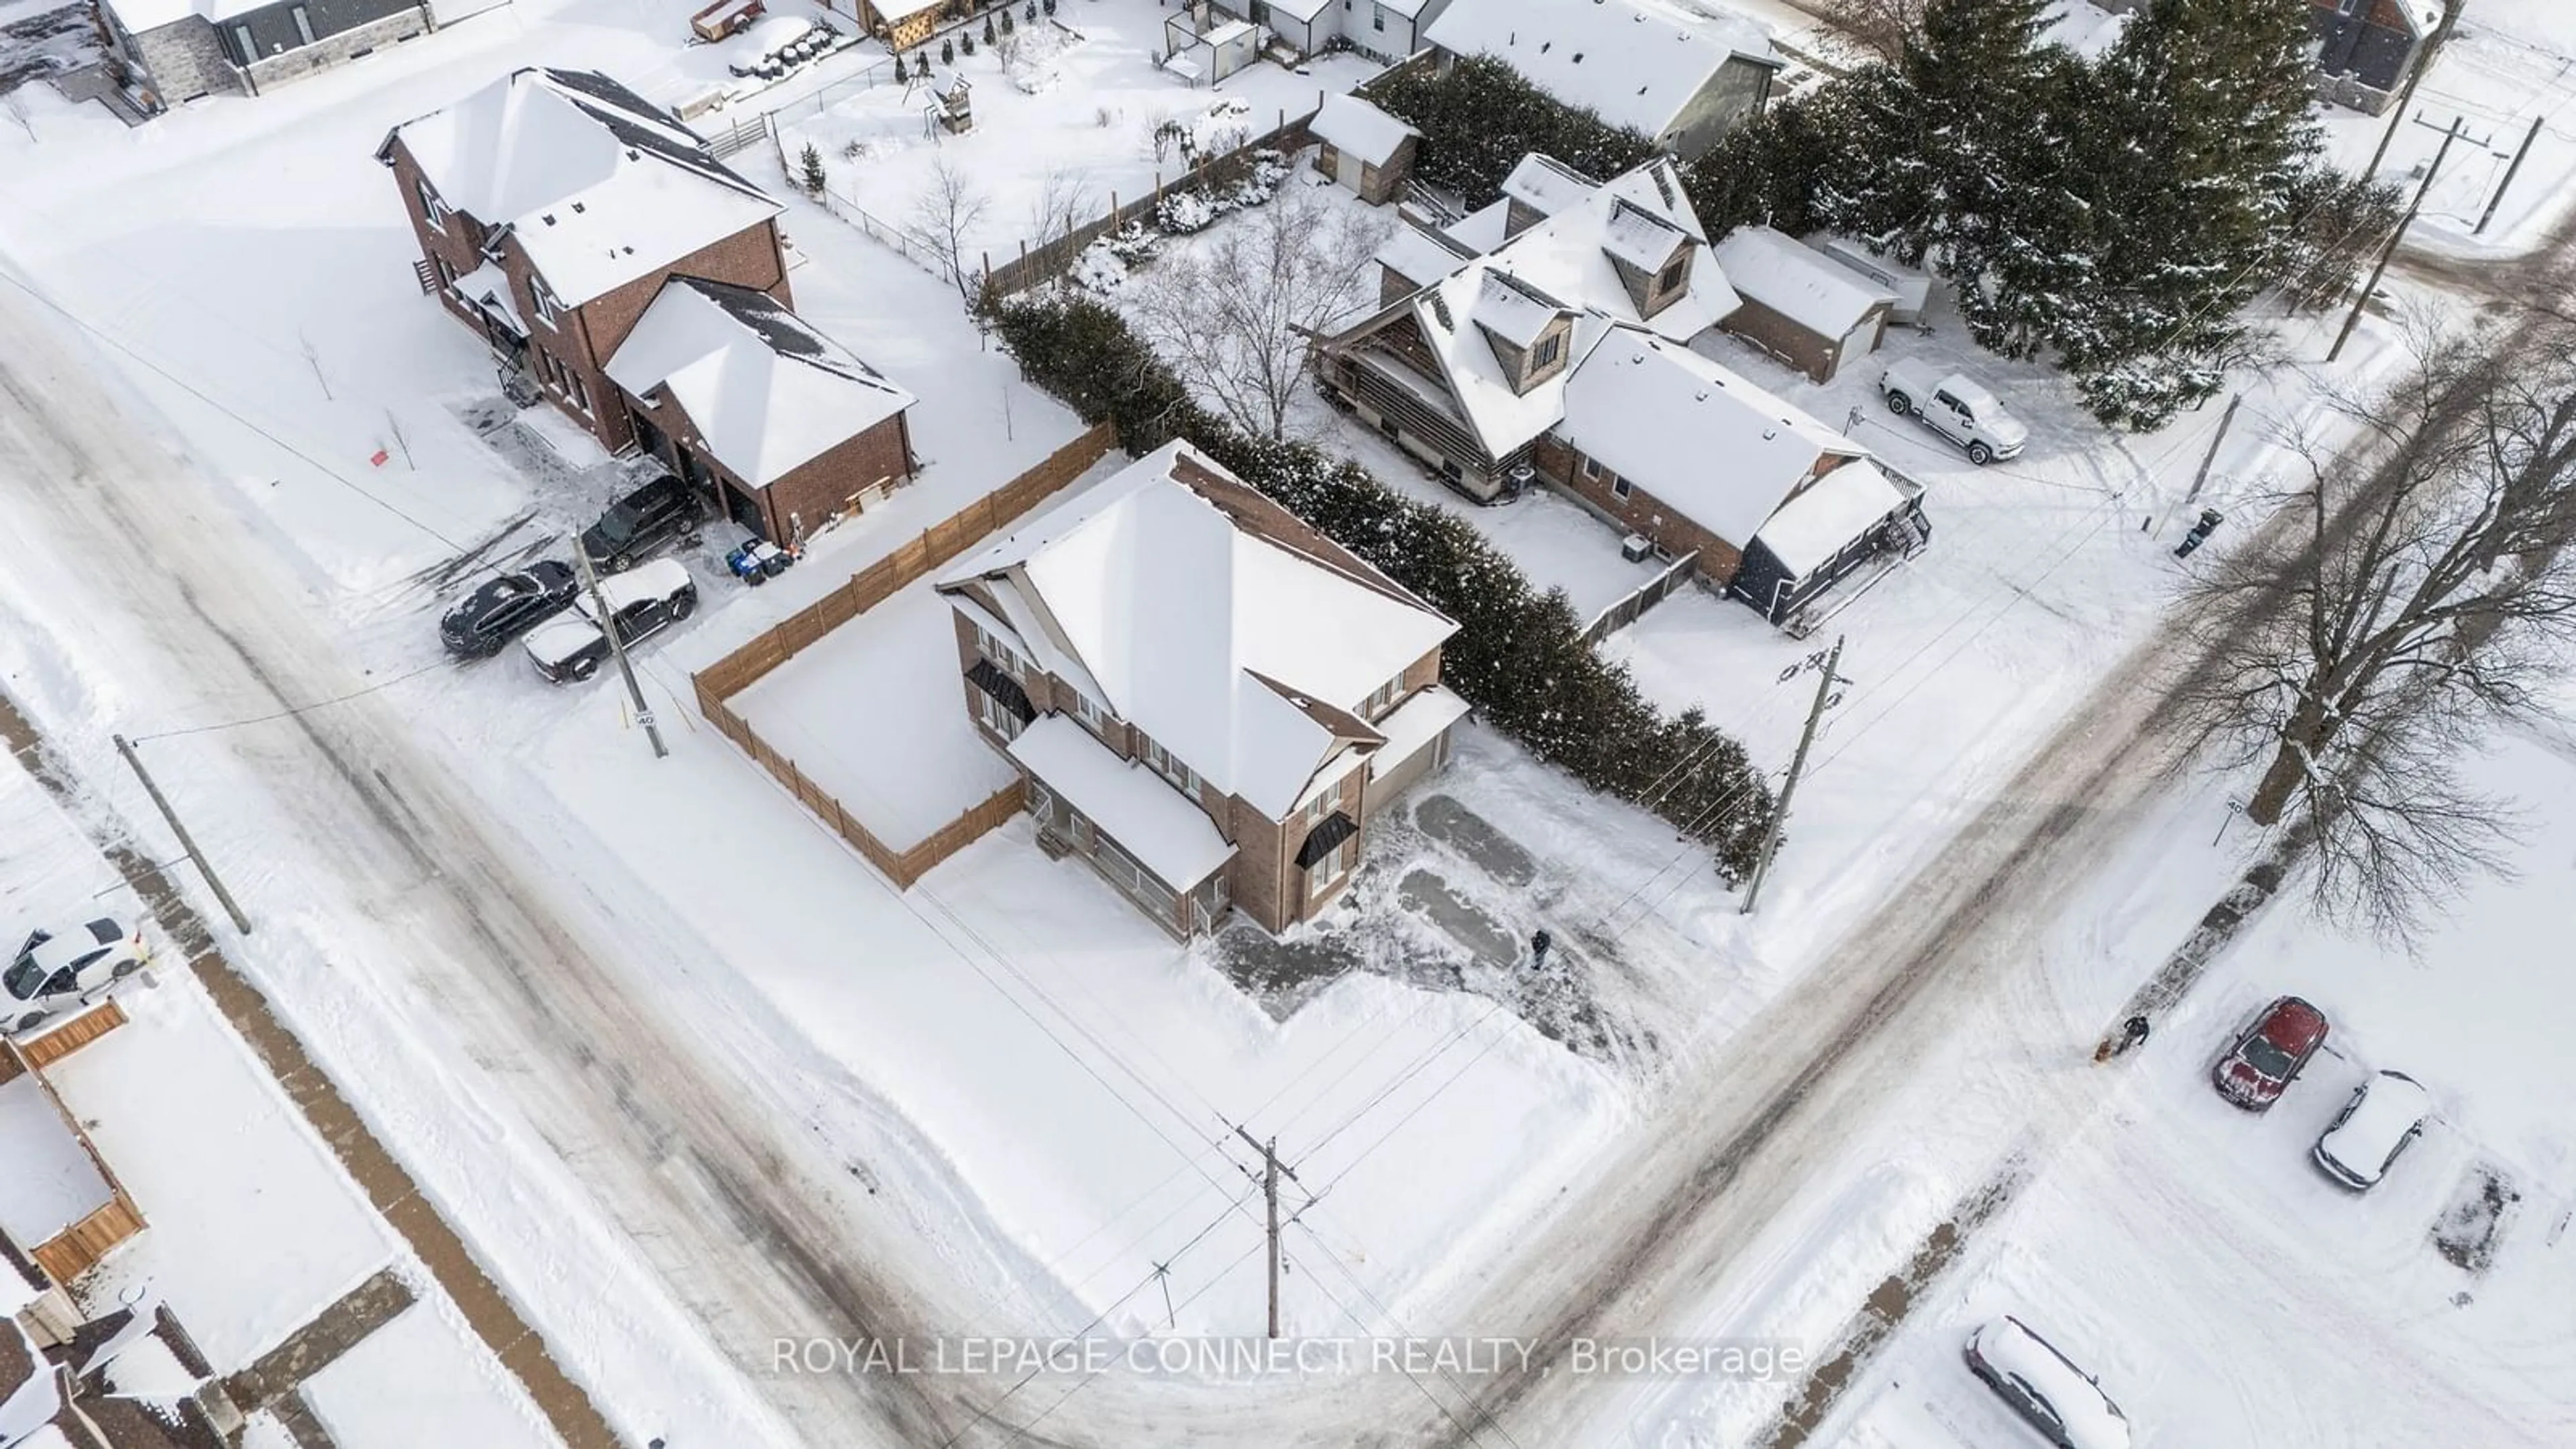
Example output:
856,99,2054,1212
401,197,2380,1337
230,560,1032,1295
1294,811,1358,869
967,659,1034,722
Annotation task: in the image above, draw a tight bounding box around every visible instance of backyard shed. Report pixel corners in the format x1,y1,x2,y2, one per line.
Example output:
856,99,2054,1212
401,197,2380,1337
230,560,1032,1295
1309,94,1421,205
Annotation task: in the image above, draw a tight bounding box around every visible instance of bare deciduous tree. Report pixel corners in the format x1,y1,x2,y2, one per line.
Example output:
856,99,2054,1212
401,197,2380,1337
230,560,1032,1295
1025,166,1098,248
905,157,991,305
1126,189,1388,440
1815,0,1929,60
2176,312,2576,936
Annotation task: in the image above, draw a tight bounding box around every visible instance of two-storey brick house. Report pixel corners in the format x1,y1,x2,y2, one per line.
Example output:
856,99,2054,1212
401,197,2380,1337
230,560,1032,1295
380,68,921,542
380,69,790,453
934,443,1473,936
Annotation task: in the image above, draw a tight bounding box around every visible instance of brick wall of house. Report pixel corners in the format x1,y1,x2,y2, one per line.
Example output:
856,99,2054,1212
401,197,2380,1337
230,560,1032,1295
1719,295,1835,384
384,140,489,305
637,381,914,544
1534,433,1748,586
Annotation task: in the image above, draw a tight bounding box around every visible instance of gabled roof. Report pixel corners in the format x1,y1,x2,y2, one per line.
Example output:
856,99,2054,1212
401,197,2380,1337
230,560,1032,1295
1557,328,1862,546
605,278,914,488
936,443,1456,818
1310,93,1418,168
1713,226,1898,337
380,68,784,306
1424,0,1780,140
1393,264,1617,462
1454,158,1737,343
1752,460,1909,575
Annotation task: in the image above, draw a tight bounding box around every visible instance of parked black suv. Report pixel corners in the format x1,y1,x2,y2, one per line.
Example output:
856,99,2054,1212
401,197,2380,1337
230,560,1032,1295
581,473,700,572
439,561,580,658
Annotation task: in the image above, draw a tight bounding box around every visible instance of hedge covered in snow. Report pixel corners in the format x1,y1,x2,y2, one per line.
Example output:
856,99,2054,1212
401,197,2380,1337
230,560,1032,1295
1362,55,1660,209
993,293,1776,877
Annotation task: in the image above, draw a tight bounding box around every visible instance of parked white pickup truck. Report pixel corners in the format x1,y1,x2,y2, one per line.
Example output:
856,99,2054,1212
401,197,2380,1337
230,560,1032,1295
1880,360,2029,466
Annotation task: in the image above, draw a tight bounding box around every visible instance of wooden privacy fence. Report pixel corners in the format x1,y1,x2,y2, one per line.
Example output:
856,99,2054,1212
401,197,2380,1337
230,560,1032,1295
980,103,1324,302
1580,550,1702,647
694,422,1116,885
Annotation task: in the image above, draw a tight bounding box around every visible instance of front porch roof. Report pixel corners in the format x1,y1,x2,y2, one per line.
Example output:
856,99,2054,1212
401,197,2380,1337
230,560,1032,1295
1010,716,1236,890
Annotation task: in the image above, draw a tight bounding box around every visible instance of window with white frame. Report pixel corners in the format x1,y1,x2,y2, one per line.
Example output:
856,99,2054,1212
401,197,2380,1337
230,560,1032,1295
972,623,1028,679
1071,688,1108,734
1138,735,1199,796
1305,782,1338,824
975,686,1024,740
531,280,561,328
417,179,449,233
1362,674,1401,718
1307,836,1353,896
1613,475,1633,500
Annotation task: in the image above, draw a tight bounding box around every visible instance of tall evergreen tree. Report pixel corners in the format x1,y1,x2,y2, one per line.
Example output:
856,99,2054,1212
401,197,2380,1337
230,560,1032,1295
2065,0,2321,426
1809,0,2086,357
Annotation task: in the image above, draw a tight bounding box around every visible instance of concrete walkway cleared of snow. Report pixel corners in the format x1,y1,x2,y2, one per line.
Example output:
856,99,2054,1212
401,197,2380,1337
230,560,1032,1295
0,688,616,1449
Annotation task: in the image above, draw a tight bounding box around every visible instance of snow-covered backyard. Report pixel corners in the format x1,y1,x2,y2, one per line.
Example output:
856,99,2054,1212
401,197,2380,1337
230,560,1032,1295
730,577,1017,847
774,0,1381,280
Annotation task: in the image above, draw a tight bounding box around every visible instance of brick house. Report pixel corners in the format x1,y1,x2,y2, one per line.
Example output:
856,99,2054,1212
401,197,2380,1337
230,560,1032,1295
376,68,792,458
933,442,1472,936
1316,154,1741,500
604,278,917,545
1545,329,1929,625
1424,0,1782,160
1711,225,1898,385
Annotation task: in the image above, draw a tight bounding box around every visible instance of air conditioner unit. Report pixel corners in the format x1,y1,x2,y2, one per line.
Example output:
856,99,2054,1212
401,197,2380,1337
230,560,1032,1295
1620,534,1653,564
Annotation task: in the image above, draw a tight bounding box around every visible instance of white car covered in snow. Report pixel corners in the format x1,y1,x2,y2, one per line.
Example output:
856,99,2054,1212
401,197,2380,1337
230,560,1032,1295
1881,359,2031,466
524,559,698,684
1963,1315,2129,1449
2313,1070,2432,1191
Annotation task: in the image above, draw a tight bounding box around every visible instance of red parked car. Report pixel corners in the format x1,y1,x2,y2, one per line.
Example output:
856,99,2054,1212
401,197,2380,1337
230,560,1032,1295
2212,996,2328,1111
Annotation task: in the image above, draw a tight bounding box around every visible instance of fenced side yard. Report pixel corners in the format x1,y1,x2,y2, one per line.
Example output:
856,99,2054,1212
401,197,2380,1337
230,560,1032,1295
694,421,1115,886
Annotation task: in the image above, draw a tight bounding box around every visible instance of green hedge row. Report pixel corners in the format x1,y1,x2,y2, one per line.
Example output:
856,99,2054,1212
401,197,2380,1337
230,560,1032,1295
993,294,1776,878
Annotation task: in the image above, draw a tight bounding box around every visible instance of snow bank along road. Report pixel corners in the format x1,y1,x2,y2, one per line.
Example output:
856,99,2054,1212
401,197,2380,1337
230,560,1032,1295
0,282,1002,1445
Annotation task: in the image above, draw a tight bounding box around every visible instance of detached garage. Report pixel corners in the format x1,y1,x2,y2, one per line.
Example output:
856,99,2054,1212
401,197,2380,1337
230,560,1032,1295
1713,226,1899,384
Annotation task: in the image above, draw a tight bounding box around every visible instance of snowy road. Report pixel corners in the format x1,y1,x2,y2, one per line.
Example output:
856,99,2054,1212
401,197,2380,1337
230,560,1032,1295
0,281,987,1446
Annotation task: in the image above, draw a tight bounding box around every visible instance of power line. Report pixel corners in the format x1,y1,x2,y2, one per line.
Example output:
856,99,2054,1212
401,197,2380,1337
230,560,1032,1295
123,656,457,743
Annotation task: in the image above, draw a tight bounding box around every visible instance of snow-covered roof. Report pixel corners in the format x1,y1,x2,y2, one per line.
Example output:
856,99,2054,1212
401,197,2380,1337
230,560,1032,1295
1713,226,1896,337
0,1073,110,1248
1376,216,1478,292
938,443,1456,818
1310,94,1417,168
606,278,914,489
1557,329,1860,546
1469,160,1737,340
1499,153,1602,221
1752,459,1909,576
1009,717,1237,888
382,68,784,307
1425,0,1780,139
1350,158,1741,465
450,260,526,335
1370,686,1472,779
1472,270,1568,350
1267,0,1334,21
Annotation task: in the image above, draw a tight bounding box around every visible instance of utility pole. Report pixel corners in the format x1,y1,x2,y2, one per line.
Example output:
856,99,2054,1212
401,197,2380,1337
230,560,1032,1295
1235,1126,1285,1338
2361,0,2465,183
2477,112,2546,235
2179,393,2242,518
1741,635,1844,915
2330,117,2465,364
573,549,669,760
113,734,254,936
